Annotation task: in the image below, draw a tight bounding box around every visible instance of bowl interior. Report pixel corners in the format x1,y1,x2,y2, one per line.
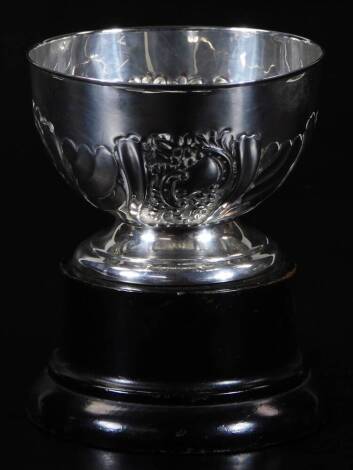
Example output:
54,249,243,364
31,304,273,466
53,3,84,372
29,27,323,85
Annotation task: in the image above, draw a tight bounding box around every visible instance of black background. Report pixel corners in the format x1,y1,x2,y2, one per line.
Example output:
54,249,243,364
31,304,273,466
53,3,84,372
2,1,352,468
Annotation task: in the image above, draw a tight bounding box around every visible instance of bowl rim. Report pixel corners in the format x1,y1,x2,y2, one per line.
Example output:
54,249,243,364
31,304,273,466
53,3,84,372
27,25,325,89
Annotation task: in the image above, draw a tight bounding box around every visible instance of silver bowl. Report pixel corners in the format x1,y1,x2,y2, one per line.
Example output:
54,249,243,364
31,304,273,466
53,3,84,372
29,26,323,285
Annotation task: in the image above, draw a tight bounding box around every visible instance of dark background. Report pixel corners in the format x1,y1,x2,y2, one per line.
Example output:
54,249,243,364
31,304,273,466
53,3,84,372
2,1,352,468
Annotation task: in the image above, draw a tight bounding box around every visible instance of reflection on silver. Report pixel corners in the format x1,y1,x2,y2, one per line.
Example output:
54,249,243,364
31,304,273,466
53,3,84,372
29,27,323,285
72,220,281,286
127,73,226,85
29,27,322,86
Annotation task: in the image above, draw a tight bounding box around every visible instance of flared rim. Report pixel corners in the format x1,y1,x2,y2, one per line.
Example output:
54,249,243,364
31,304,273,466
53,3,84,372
27,26,324,89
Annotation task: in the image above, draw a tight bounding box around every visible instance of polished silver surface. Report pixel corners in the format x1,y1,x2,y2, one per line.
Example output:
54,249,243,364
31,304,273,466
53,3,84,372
29,27,323,285
29,27,322,85
71,220,284,285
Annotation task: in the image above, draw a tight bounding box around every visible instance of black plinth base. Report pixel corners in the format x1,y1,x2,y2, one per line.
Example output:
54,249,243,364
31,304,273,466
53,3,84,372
28,264,319,453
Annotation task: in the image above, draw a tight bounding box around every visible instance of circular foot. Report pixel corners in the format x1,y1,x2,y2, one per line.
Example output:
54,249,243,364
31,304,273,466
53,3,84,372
71,221,285,286
28,369,318,453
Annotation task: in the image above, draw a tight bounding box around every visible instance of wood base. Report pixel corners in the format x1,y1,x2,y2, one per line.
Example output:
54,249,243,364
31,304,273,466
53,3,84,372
27,263,319,453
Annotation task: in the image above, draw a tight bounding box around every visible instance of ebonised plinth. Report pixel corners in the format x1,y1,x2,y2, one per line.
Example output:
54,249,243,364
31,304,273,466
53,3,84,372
28,262,319,453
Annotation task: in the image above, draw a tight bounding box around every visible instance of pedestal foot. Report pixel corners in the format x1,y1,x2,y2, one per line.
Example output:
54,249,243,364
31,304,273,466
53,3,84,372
72,221,284,286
